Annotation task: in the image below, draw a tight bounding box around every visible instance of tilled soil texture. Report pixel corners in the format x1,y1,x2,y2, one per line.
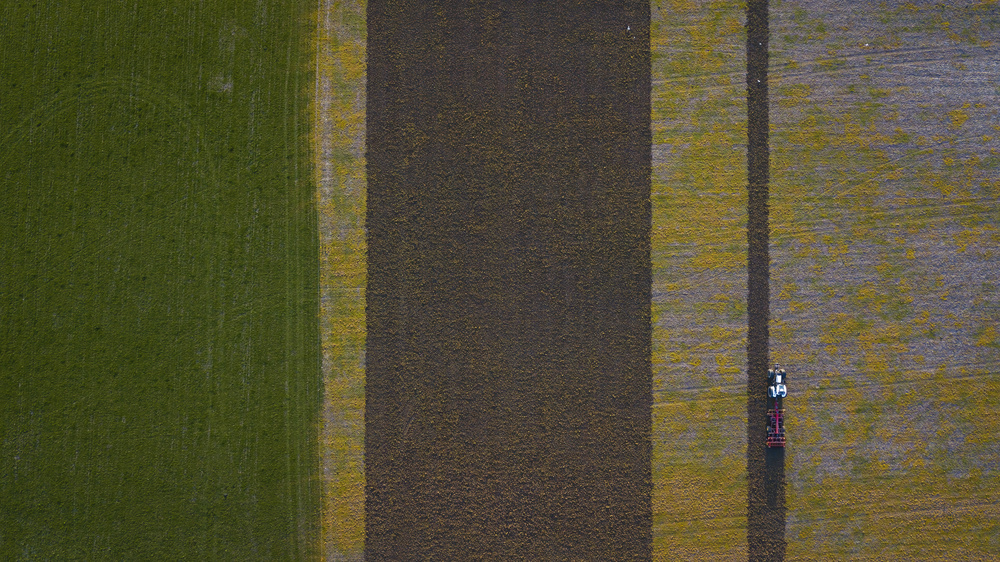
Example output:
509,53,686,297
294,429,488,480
366,1,652,559
0,3,320,559
768,1,1000,558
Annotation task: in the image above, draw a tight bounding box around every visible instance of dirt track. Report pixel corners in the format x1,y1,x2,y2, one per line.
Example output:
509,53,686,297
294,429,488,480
746,1,787,560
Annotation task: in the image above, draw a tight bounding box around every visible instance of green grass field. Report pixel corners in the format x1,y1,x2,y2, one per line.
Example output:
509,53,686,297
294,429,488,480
1,2,319,559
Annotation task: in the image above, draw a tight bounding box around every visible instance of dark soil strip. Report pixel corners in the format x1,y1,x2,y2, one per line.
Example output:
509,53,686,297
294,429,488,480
366,1,652,558
746,0,786,560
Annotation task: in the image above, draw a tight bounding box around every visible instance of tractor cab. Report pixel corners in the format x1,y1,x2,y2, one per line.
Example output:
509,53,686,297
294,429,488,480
768,366,787,398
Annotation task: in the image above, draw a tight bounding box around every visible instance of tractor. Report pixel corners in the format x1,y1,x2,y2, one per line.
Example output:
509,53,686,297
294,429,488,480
766,366,786,448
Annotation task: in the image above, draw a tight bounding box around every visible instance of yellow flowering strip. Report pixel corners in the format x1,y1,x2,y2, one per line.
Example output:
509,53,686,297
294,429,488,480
314,0,366,558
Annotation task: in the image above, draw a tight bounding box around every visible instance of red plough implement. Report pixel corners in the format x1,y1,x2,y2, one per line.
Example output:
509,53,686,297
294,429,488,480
766,407,785,448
